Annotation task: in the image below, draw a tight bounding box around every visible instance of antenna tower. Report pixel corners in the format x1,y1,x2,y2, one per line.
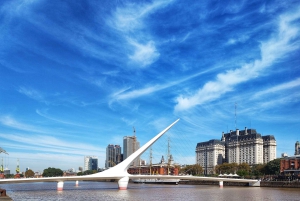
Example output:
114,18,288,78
235,102,237,129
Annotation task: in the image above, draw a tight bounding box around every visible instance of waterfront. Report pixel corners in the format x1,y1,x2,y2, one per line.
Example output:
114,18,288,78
1,181,300,201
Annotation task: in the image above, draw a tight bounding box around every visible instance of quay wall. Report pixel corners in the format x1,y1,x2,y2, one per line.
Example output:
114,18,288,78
179,180,248,186
260,181,300,188
179,180,300,188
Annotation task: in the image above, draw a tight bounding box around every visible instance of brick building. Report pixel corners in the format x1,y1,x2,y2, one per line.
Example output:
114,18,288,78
280,155,300,175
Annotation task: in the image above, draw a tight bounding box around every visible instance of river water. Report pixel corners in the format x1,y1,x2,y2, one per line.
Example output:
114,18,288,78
1,181,300,201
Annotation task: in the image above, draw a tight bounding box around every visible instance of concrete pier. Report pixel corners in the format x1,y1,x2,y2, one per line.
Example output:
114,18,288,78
0,189,12,201
0,196,13,201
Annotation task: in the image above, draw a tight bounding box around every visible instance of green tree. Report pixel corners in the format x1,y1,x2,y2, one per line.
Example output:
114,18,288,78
265,158,280,175
215,163,238,174
81,170,95,175
5,174,15,178
251,164,266,177
25,169,35,178
180,164,203,175
42,167,63,177
237,163,251,176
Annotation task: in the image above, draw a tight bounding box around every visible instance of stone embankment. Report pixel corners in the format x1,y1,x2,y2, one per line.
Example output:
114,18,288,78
179,180,300,188
0,188,12,201
260,181,300,188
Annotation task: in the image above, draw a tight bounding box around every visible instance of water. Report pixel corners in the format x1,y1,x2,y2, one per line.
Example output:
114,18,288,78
1,181,300,201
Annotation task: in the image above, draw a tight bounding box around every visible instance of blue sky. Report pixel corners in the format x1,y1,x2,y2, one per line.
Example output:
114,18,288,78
0,0,300,172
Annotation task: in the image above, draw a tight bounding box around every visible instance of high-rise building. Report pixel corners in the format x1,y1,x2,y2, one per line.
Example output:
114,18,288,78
84,156,98,171
263,135,277,164
123,136,140,166
196,140,225,174
106,144,122,168
295,141,300,155
196,127,276,174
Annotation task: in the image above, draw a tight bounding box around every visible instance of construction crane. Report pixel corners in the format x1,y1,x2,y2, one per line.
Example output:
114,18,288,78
0,148,8,155
16,159,20,174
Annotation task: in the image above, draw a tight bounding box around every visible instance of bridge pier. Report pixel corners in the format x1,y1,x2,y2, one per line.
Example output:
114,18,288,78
75,180,79,187
118,176,129,190
219,181,223,188
57,181,64,191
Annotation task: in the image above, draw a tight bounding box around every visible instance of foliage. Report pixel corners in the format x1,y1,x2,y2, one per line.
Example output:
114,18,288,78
78,170,98,176
4,174,15,178
215,163,238,174
264,158,280,175
25,169,35,178
42,167,63,177
214,160,280,178
180,164,203,176
251,164,266,177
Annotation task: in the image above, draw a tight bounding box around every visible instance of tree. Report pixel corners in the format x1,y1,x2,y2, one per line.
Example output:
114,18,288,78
237,163,251,176
180,164,203,176
251,164,266,177
215,163,238,174
264,158,280,175
42,167,63,177
25,169,35,178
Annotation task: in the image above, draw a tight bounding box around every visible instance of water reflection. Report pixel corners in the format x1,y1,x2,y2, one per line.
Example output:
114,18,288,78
1,181,300,201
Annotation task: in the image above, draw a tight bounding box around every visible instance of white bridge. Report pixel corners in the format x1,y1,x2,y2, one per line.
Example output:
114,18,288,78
0,119,260,190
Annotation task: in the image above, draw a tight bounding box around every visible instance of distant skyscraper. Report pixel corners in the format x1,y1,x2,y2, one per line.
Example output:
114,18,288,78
84,156,98,171
295,141,300,155
123,136,140,166
106,144,122,168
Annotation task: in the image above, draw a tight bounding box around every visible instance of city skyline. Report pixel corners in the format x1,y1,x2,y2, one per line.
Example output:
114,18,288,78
1,0,300,172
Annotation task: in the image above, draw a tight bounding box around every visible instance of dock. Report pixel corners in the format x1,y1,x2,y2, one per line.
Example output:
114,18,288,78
0,196,13,201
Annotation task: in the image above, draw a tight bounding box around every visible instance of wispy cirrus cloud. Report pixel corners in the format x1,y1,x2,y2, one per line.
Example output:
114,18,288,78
18,87,46,102
128,40,160,67
253,77,300,99
107,0,173,68
0,133,103,154
110,67,216,102
0,116,47,133
174,7,300,111
36,109,89,127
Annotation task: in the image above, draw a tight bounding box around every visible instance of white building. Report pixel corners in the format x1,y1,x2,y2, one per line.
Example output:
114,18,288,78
196,140,225,174
196,127,276,174
84,156,98,171
263,135,277,164
226,129,264,165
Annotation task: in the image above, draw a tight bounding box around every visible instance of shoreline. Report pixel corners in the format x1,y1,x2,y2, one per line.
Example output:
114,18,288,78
179,180,300,188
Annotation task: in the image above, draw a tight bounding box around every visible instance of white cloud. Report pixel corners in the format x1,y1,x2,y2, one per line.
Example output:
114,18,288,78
0,116,46,133
175,8,300,111
107,0,173,68
253,77,300,99
128,40,160,67
0,133,103,154
18,87,45,103
110,67,215,102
